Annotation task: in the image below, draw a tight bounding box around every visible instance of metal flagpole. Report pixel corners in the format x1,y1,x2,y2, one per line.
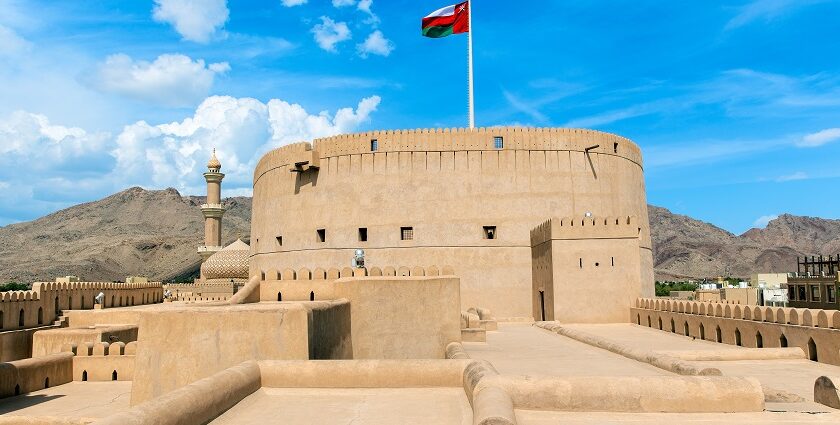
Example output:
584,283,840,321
468,0,475,129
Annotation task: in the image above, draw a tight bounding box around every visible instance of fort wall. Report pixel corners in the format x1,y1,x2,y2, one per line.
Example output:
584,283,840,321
532,217,641,323
0,352,73,398
633,298,840,365
250,127,653,320
63,341,137,382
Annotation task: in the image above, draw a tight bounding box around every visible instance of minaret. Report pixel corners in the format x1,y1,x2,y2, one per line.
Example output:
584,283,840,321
198,149,226,262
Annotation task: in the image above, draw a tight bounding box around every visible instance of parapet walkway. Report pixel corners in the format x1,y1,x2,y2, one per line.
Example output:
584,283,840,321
0,381,131,421
463,323,668,377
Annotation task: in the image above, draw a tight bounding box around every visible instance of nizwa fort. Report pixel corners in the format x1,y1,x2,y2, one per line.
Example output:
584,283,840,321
3,127,840,424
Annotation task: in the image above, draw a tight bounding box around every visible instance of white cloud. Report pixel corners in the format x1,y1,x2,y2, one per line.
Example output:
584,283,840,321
752,214,779,228
776,171,808,182
281,0,307,6
0,24,29,56
725,0,825,30
85,54,230,107
152,0,229,43
332,0,356,6
799,128,840,147
357,30,394,58
311,17,351,52
113,94,381,191
357,0,379,24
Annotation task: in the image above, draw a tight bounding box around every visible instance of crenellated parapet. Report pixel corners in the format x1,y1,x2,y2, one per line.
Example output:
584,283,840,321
63,341,137,382
259,265,455,281
531,216,641,246
254,127,642,184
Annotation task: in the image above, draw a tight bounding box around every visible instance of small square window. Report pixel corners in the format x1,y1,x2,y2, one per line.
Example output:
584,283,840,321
358,228,368,242
613,142,618,153
493,136,503,149
829,286,836,303
811,285,821,301
316,229,326,243
276,236,283,246
371,139,378,151
483,226,496,240
401,227,413,241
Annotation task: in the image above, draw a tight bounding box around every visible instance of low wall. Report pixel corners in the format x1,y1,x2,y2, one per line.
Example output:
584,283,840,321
0,326,56,362
129,302,332,405
634,298,840,365
258,359,467,388
0,352,73,398
32,325,137,358
69,341,137,381
63,309,147,328
334,276,461,359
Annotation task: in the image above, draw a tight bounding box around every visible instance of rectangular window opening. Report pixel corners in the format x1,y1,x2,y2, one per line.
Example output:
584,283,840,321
483,226,497,240
401,227,414,241
579,258,583,268
276,236,283,246
811,286,821,301
828,286,836,303
493,136,504,149
316,229,326,243
613,142,618,153
358,228,368,242
611,256,614,267
370,139,378,151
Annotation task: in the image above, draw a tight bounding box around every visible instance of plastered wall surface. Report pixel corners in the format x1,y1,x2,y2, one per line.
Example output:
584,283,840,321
249,128,653,320
334,276,461,359
32,325,137,358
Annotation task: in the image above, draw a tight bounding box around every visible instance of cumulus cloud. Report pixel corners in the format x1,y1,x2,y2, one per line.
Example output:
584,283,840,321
0,24,29,56
331,0,379,24
752,214,779,228
281,0,307,5
356,30,394,58
311,17,351,52
152,0,229,43
799,128,840,147
85,54,230,107
113,95,381,192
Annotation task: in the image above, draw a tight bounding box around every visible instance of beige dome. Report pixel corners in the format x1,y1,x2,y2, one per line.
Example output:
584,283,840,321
207,149,222,170
201,239,249,280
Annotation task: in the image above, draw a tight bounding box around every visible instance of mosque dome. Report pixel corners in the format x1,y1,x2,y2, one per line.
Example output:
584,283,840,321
201,239,249,280
207,149,222,171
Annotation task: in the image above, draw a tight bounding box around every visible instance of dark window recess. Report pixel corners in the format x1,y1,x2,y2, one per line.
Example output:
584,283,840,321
579,258,583,268
370,139,378,151
483,226,497,240
358,228,368,242
401,227,414,241
611,257,615,266
613,142,618,153
494,136,504,149
276,236,283,246
316,229,326,243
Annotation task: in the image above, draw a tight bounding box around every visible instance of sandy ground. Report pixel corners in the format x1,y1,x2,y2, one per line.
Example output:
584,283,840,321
0,381,131,420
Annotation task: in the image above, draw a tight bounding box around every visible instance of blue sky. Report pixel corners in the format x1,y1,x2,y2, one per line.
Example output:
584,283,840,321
0,0,839,234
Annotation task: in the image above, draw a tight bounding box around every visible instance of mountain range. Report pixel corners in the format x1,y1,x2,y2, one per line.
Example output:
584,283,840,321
1,187,837,283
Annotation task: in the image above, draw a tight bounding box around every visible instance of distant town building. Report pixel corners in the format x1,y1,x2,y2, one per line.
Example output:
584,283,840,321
786,256,839,310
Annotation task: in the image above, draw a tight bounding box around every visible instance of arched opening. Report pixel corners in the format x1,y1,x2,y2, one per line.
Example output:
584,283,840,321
755,332,763,348
658,317,663,330
68,296,72,310
0,311,4,329
82,370,88,381
119,296,123,307
37,307,43,325
18,309,24,327
636,314,640,325
647,316,651,327
112,370,118,381
670,318,675,333
14,384,20,395
780,334,788,347
44,377,49,389
310,291,315,301
715,326,722,343
111,295,115,307
699,323,705,340
683,321,689,336
81,297,85,309
54,296,59,314
277,292,282,302
735,328,742,346
131,296,135,306
808,338,818,362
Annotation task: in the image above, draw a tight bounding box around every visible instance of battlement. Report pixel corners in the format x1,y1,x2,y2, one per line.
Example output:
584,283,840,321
254,127,642,184
531,216,641,246
31,281,162,292
258,265,455,281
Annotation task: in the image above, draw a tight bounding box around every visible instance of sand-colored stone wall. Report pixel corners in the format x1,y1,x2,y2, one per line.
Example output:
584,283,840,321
68,341,137,381
0,352,72,398
634,298,840,365
531,217,641,323
32,325,138,358
250,127,653,320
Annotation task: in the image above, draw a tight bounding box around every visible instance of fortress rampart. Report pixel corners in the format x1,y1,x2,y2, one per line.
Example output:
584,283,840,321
250,127,653,320
634,298,840,366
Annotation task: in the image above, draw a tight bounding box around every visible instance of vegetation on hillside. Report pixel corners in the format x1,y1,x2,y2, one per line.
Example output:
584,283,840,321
0,282,30,292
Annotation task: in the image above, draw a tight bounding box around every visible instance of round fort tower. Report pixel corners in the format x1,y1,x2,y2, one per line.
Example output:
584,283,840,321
250,127,653,320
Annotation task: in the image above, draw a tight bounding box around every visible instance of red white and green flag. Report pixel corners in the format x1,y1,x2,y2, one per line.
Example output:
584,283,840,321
421,1,470,38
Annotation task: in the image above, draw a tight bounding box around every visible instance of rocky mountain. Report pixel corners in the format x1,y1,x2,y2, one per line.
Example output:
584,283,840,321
0,187,251,283
650,206,840,281
0,187,837,283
